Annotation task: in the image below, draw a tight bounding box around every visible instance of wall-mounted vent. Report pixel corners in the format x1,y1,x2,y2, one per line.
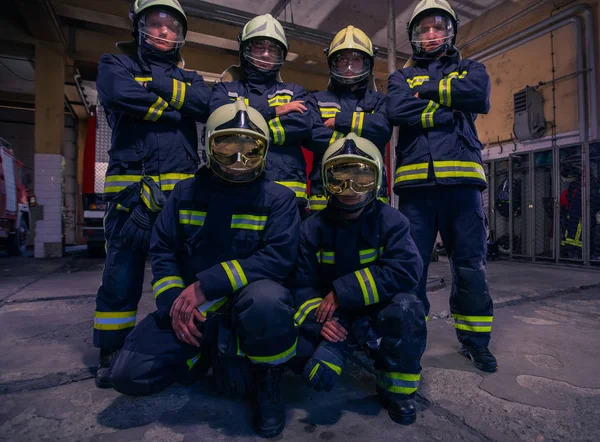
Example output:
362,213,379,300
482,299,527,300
513,86,546,141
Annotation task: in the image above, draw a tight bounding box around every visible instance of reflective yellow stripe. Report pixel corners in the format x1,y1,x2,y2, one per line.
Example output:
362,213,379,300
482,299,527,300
355,268,379,305
329,130,343,145
293,297,323,327
94,310,137,331
179,210,206,226
406,75,429,89
169,78,186,110
309,195,328,211
322,360,342,375
376,371,420,395
198,296,228,316
104,175,145,194
186,353,202,370
350,111,365,136
320,107,341,118
231,214,268,231
452,314,493,333
134,76,153,82
152,276,185,298
116,203,130,212
268,94,292,106
420,100,439,128
309,362,320,380
394,163,429,185
221,260,248,292
141,180,160,212
144,96,168,121
433,160,486,181
246,338,297,365
268,117,286,145
316,249,335,264
274,181,307,200
359,248,379,264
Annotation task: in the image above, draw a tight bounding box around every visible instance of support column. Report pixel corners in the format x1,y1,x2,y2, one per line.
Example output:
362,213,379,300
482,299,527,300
34,41,64,258
387,0,398,208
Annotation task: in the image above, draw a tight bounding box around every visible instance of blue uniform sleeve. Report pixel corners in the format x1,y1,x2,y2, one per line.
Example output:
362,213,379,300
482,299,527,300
386,70,455,129
332,211,423,308
417,61,490,114
149,185,186,318
209,82,234,113
197,190,301,300
304,94,336,155
269,85,312,146
334,94,392,146
97,54,181,122
146,66,212,122
292,223,325,328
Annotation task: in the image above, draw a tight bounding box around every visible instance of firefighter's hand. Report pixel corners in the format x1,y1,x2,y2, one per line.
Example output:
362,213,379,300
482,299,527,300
170,281,208,338
276,100,307,117
315,291,339,323
324,118,335,129
320,318,348,343
414,92,419,98
171,308,205,347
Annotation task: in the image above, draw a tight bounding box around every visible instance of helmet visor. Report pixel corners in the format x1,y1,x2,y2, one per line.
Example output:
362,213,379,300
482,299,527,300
243,39,285,71
210,134,267,170
139,8,186,50
324,161,378,195
330,50,371,84
411,14,454,53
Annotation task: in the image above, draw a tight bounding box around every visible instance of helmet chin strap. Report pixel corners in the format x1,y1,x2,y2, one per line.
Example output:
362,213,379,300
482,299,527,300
328,191,375,212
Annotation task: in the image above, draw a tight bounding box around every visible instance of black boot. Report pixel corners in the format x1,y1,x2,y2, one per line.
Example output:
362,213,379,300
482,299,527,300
254,366,285,438
388,397,417,425
95,347,121,389
459,345,498,373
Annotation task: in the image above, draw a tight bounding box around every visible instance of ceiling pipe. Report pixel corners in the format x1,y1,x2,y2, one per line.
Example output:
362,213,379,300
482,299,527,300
458,0,551,51
178,0,411,62
469,4,597,142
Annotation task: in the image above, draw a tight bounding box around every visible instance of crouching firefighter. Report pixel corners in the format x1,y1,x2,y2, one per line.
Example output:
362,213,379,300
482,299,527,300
93,0,212,388
291,133,426,425
109,101,301,439
209,14,312,217
386,0,497,372
306,26,391,212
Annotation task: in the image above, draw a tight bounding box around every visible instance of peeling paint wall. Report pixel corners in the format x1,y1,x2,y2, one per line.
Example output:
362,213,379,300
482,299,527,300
458,0,599,146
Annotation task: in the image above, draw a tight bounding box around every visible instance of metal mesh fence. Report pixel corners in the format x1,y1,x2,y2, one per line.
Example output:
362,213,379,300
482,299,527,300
94,105,111,195
558,145,583,261
533,150,554,259
511,153,531,257
590,142,600,263
492,159,510,256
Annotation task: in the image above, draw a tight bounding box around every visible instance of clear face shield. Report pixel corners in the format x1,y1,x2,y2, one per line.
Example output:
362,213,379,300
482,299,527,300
138,8,186,51
329,50,372,85
243,38,285,72
209,134,267,183
324,159,379,210
411,14,454,55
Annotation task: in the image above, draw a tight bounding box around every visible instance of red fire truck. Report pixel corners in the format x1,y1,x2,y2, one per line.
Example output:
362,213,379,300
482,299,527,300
0,138,34,256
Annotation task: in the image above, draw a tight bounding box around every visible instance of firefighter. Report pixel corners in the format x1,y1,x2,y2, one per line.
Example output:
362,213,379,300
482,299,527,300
292,133,426,425
209,14,312,217
93,0,212,388
306,26,391,212
109,101,300,439
386,0,497,372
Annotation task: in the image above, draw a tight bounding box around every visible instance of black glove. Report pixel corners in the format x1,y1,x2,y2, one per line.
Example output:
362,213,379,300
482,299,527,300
213,354,254,397
120,205,158,253
302,341,345,392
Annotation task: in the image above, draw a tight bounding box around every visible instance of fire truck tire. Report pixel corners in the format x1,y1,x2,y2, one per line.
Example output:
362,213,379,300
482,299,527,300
7,218,28,256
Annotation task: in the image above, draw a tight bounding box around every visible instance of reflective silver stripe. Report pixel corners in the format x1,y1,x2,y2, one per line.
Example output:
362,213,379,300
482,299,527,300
268,89,294,98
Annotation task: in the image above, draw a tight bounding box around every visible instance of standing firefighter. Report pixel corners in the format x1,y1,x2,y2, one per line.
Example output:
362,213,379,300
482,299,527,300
292,134,426,424
306,26,391,212
93,0,212,388
386,0,497,372
209,14,312,216
110,101,300,439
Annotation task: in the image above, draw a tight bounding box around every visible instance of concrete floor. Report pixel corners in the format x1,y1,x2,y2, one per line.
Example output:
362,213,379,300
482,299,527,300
0,253,599,441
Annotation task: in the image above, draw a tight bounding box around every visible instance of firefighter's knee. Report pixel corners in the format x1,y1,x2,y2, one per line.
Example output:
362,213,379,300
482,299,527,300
110,349,165,397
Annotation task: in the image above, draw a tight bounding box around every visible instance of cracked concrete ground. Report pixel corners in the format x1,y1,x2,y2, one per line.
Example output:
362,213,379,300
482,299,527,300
0,254,599,441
